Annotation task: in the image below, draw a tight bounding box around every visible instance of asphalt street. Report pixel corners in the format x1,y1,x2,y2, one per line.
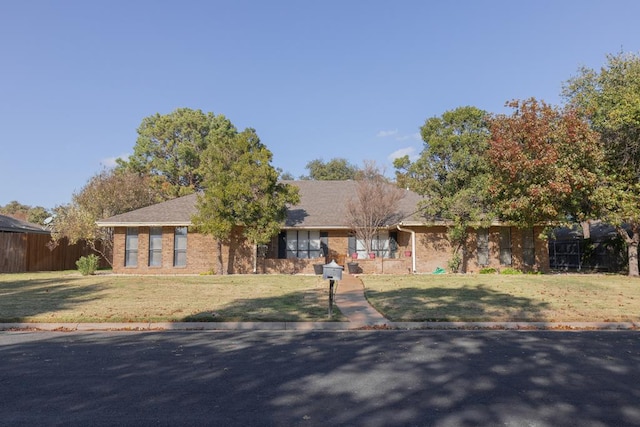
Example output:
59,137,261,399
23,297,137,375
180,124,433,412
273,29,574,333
1,330,639,426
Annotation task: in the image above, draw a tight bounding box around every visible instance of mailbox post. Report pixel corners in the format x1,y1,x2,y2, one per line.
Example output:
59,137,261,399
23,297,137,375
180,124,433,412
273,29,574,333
322,260,343,319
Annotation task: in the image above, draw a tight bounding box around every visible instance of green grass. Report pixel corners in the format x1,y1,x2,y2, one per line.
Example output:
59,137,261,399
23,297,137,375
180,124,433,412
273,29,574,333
361,273,640,322
0,271,339,323
3,271,640,324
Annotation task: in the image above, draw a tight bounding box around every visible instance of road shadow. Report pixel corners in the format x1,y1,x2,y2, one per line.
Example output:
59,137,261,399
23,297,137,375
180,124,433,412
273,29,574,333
0,330,639,426
366,285,551,322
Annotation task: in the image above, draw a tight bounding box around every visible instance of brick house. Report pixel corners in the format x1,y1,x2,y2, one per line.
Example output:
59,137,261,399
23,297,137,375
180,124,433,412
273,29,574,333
96,180,549,274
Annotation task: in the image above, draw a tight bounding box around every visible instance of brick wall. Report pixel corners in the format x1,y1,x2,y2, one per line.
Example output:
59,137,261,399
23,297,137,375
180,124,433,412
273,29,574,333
112,226,253,274
111,225,549,275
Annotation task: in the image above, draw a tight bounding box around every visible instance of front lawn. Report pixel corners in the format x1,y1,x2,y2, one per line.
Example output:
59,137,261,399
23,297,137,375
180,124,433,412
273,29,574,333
0,272,334,323
362,273,640,322
3,271,640,324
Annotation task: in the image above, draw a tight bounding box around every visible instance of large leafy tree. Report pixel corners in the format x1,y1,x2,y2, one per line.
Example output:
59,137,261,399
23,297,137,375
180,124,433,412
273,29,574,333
118,108,236,197
487,98,603,229
563,52,640,276
193,128,299,274
394,106,492,272
302,158,359,180
51,169,164,265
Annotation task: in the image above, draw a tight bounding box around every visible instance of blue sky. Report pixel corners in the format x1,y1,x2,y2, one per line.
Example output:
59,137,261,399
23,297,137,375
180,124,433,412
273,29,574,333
2,0,640,210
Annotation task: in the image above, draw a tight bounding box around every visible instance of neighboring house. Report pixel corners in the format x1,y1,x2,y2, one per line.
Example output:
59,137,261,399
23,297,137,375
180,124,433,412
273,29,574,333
96,180,550,275
0,214,95,273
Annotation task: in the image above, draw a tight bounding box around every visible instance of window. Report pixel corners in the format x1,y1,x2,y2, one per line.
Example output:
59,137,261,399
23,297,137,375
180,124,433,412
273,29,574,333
149,227,162,267
477,228,489,266
389,231,398,258
351,231,391,259
174,227,187,267
523,228,535,266
499,227,512,265
125,227,138,267
285,230,326,259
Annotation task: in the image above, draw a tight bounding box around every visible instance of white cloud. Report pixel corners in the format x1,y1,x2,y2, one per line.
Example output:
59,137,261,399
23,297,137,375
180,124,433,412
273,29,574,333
376,130,421,142
376,129,398,138
387,146,418,162
395,132,421,142
100,153,129,168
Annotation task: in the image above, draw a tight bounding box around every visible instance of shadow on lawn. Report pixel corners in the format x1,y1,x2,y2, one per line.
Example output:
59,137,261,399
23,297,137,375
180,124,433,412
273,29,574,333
366,284,551,322
0,276,106,322
182,289,339,322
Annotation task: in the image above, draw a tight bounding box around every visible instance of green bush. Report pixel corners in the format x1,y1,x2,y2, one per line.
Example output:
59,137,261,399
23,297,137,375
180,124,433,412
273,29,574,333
500,267,523,275
447,253,462,273
76,254,100,276
479,267,497,274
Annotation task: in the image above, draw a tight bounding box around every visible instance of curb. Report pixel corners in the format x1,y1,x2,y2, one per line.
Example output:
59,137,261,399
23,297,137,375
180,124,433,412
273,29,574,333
1,321,638,332
388,321,639,330
0,322,354,332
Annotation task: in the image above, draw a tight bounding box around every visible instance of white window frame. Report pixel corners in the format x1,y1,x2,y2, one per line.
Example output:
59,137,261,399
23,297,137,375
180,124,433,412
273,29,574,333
355,230,390,259
149,227,162,267
174,227,187,267
286,230,323,259
125,227,138,267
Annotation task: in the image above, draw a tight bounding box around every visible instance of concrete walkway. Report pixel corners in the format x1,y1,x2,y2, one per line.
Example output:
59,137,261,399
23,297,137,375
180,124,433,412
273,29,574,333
333,273,388,327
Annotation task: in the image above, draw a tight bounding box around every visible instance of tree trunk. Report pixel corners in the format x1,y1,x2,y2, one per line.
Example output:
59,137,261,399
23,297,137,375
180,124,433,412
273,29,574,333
216,239,224,275
460,245,467,274
618,227,640,277
628,240,639,277
253,243,258,274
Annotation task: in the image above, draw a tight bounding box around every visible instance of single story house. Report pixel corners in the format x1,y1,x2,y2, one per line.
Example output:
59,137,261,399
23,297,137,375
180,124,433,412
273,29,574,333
96,180,550,275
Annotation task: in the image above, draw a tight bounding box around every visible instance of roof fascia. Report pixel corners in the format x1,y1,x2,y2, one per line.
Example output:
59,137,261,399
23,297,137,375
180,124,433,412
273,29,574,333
96,221,192,228
281,226,353,230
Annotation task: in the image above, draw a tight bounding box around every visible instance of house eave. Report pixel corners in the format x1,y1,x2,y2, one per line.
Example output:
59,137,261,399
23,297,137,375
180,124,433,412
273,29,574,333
281,225,353,230
96,221,192,228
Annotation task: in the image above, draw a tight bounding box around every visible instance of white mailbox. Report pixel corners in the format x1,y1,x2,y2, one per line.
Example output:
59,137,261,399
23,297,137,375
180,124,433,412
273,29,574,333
322,259,343,281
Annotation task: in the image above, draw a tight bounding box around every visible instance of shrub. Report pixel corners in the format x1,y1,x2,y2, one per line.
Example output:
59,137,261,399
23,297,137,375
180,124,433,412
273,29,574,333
500,267,522,275
479,267,497,274
76,254,100,276
447,253,462,273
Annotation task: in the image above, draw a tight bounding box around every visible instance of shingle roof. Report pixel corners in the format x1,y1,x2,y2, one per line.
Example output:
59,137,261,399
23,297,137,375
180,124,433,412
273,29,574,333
96,181,425,228
96,193,198,227
281,180,424,228
0,214,50,234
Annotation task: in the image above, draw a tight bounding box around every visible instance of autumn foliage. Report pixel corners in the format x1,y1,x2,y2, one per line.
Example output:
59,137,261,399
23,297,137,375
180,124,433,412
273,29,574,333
487,98,603,227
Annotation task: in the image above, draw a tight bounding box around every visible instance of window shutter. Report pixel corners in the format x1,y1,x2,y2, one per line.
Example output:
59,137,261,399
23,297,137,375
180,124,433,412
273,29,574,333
278,231,286,259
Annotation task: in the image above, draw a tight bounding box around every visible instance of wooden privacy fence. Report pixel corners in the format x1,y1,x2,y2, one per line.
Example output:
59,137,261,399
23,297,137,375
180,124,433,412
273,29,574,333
0,232,102,273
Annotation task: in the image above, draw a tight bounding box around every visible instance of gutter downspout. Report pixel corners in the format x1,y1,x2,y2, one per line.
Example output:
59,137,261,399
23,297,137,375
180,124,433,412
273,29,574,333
397,223,416,273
